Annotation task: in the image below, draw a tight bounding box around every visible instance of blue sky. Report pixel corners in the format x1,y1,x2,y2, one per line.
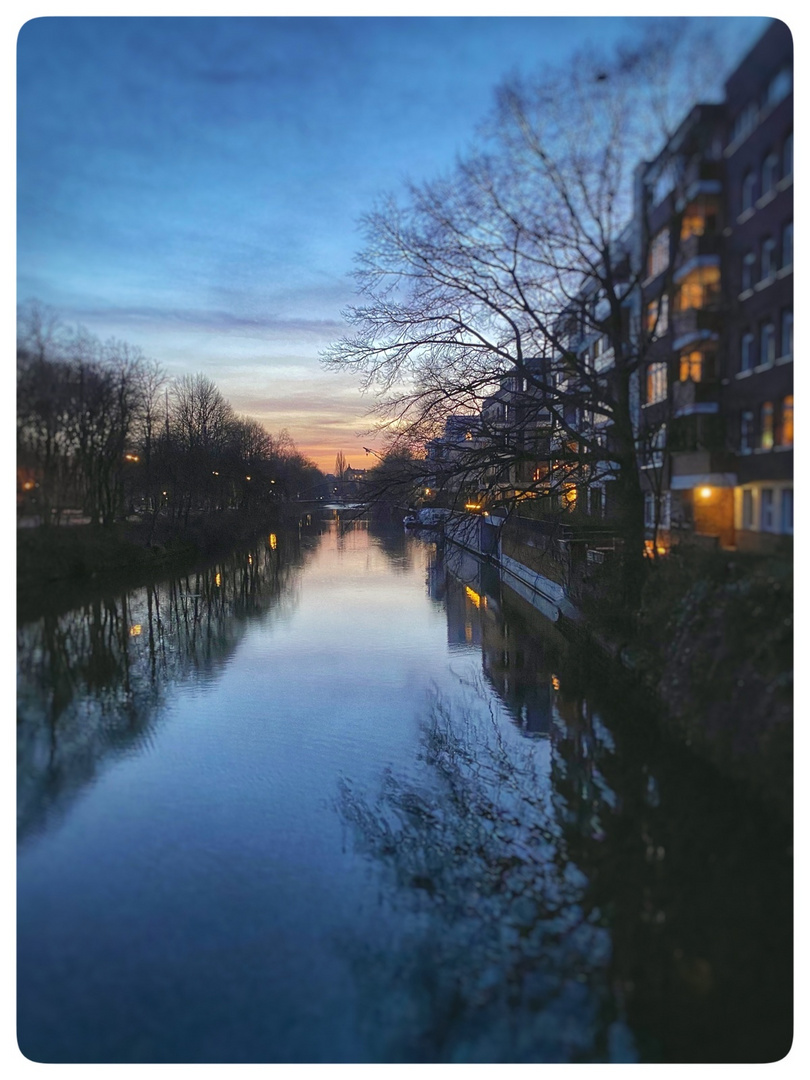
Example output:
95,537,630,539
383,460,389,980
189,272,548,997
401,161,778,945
17,14,768,470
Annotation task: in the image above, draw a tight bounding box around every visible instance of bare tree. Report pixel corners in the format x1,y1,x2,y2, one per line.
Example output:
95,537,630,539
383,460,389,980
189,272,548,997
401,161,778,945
325,22,733,607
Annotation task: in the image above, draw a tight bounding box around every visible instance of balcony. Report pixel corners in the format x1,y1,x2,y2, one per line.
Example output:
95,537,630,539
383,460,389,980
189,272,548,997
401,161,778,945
681,160,723,203
670,449,736,490
676,232,722,269
671,306,722,347
672,378,721,416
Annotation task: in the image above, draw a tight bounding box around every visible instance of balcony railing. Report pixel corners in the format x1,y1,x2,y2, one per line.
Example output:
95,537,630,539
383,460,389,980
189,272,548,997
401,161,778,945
677,232,722,266
671,305,722,342
672,378,721,414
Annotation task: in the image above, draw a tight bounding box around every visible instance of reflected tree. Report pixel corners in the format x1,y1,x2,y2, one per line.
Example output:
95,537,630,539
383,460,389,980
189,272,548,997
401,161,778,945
17,531,311,842
337,686,635,1062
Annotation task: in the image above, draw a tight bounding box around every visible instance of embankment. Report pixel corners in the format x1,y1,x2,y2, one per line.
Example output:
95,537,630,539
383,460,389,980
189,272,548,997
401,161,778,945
17,509,283,623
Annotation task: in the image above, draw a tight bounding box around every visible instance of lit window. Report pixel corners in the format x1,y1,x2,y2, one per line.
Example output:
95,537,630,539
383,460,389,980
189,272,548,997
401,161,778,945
742,489,754,529
782,222,793,269
675,265,720,311
760,323,776,367
761,402,774,450
780,310,793,358
647,228,670,278
680,351,703,382
777,396,793,447
647,362,668,404
761,237,777,281
680,201,716,240
761,488,774,531
740,410,755,453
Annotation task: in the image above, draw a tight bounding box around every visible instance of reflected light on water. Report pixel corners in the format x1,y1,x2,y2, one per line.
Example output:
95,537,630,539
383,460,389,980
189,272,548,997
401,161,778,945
465,585,482,608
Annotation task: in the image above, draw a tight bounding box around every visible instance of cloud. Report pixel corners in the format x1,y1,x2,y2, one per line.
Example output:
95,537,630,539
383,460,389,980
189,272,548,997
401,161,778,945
64,304,346,340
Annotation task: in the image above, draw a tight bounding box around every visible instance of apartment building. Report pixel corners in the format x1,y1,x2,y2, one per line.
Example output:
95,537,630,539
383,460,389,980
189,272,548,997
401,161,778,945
722,19,793,552
636,103,732,550
428,20,792,556
637,19,792,553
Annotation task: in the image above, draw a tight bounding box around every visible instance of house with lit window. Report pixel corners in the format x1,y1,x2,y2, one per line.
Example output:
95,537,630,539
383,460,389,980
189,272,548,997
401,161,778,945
634,101,731,551
632,18,791,554
425,20,792,559
722,19,793,551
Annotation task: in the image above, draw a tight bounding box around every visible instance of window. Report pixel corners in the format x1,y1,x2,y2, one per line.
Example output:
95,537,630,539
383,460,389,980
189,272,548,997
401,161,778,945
681,198,718,240
742,489,754,529
761,237,777,281
647,228,670,278
741,251,756,291
660,492,671,530
741,171,757,212
680,350,703,382
732,102,758,146
780,310,793,358
740,332,755,373
644,493,670,530
782,222,793,268
761,153,779,195
760,322,776,367
646,295,669,338
647,362,668,404
675,265,720,311
644,492,656,529
651,425,666,468
681,210,705,240
761,488,774,531
761,402,774,450
776,396,793,447
740,410,755,453
766,67,792,108
783,131,793,178
781,489,793,535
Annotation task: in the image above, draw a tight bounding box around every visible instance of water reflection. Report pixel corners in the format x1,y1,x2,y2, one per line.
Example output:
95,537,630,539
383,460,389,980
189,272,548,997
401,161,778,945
17,530,309,842
429,542,566,739
338,687,629,1063
16,520,791,1063
338,538,792,1063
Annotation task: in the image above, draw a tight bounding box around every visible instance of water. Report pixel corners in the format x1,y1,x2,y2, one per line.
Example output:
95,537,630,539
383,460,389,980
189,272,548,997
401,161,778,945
17,513,792,1063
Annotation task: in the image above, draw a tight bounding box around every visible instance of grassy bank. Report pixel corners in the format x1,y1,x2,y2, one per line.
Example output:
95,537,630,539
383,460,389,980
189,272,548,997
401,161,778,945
621,548,793,820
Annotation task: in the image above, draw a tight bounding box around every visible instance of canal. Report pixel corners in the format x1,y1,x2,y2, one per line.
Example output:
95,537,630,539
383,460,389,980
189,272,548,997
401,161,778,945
17,511,792,1063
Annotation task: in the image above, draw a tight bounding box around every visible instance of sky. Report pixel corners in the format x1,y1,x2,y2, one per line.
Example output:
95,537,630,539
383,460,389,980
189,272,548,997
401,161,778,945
16,10,771,472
